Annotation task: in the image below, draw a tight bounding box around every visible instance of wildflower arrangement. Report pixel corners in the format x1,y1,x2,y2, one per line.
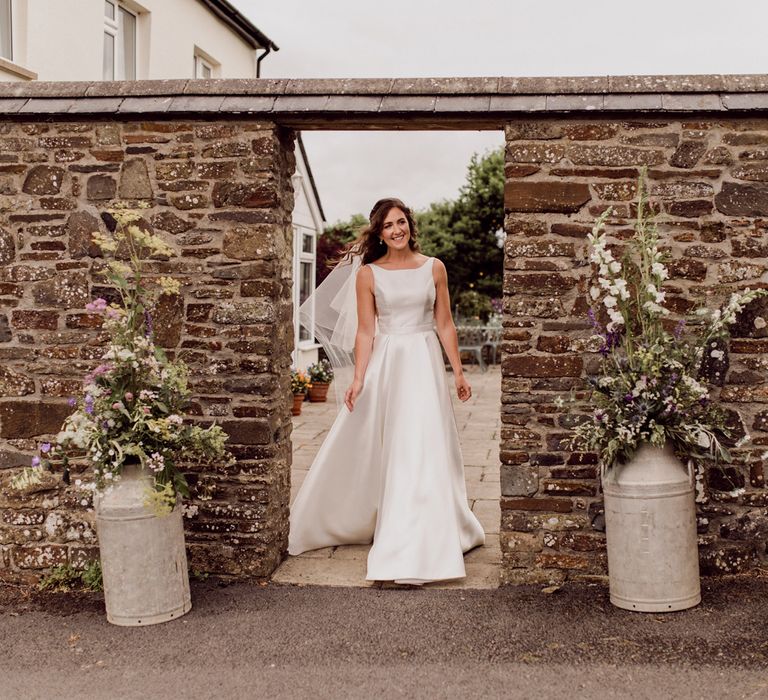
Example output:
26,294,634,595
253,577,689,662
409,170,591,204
568,176,767,470
306,359,334,384
13,207,232,513
290,368,312,395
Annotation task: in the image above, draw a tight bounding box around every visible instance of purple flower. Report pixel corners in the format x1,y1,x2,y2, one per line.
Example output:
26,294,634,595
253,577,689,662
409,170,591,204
624,393,634,403
673,319,686,339
40,443,51,454
67,397,77,407
31,456,40,467
84,395,95,415
587,308,600,330
85,297,108,313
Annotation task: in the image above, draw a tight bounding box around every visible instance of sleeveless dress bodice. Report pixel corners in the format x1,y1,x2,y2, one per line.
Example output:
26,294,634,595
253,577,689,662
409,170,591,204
371,257,436,335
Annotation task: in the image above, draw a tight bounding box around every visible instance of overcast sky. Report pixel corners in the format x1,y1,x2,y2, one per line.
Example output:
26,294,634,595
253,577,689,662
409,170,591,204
238,0,768,224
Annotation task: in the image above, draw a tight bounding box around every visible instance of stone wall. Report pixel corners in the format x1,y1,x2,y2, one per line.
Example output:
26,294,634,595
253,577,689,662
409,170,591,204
501,118,768,584
0,119,296,582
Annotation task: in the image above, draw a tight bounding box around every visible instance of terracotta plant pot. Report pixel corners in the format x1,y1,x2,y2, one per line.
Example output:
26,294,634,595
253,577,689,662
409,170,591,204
291,393,305,416
308,382,330,403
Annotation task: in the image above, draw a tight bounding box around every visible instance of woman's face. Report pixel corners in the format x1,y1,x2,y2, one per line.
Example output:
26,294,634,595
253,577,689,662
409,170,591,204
379,207,410,250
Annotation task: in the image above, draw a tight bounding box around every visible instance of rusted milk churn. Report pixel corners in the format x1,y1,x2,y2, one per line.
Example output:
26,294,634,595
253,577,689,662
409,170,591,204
602,442,700,612
95,464,191,626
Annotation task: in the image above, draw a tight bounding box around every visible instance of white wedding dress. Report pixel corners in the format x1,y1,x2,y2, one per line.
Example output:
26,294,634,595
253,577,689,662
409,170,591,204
288,257,485,584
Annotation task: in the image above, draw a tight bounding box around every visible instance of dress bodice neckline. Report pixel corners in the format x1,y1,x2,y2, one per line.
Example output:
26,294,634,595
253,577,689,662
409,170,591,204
369,257,432,272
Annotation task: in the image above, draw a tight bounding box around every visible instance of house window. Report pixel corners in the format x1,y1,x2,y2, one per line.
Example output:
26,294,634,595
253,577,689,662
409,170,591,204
194,55,213,79
296,228,317,343
0,0,12,61
103,1,136,80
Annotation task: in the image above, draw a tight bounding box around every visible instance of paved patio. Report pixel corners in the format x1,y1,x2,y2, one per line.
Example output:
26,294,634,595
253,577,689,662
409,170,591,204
273,366,502,588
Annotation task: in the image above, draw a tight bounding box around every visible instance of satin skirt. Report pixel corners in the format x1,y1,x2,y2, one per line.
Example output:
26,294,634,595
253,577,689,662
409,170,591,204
288,329,485,584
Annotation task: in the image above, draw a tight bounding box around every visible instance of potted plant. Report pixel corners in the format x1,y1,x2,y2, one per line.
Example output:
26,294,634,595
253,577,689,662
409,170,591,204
567,175,767,612
290,368,312,415
306,359,334,402
13,206,233,626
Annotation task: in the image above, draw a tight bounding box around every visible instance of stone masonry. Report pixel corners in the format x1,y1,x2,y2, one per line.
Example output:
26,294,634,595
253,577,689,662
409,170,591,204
0,77,767,585
501,118,768,584
0,119,296,582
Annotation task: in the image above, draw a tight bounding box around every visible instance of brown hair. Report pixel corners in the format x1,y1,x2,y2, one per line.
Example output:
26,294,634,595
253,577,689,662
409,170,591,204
340,197,420,266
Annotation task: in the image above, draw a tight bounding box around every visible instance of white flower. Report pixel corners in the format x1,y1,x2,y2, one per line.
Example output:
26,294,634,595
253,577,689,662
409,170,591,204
710,349,725,360
607,310,624,328
553,397,565,409
651,262,669,280
754,317,766,330
611,279,630,300
643,300,668,315
603,296,618,309
590,286,601,301
609,261,622,274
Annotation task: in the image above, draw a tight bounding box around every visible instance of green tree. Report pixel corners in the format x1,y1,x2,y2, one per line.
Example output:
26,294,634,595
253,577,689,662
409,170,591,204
417,147,504,304
316,146,505,307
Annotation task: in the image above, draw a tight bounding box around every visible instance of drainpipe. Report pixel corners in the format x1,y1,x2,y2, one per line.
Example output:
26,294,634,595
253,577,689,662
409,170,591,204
256,45,271,78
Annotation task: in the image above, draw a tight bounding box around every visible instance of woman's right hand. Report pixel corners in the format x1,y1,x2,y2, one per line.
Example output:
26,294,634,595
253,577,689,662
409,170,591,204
344,378,364,412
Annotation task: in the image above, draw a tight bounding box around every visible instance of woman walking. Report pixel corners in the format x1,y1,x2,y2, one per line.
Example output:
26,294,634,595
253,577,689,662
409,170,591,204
289,197,484,584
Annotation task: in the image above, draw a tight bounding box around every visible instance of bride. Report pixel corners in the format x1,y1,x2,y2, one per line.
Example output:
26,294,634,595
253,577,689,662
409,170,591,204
289,197,485,585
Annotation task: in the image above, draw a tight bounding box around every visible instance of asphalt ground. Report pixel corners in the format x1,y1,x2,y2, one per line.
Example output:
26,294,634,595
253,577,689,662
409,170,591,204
2,576,768,700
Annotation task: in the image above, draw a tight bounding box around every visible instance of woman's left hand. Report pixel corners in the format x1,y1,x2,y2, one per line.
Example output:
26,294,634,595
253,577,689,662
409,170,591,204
455,374,472,402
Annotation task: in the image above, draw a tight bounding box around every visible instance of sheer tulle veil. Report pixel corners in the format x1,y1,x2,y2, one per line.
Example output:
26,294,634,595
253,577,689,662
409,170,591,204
298,250,362,409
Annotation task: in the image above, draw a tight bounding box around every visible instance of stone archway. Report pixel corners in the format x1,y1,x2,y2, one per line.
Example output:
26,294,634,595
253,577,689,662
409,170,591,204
1,75,766,586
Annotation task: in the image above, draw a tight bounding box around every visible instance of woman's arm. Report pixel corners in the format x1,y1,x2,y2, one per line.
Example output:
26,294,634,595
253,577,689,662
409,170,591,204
345,264,376,412
432,259,472,402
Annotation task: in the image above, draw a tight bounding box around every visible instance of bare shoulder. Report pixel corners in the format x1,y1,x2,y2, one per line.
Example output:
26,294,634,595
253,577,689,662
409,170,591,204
357,263,374,287
431,257,448,280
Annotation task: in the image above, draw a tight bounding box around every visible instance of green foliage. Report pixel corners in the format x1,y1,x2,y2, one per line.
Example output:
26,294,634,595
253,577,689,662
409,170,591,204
290,368,312,395
80,560,103,591
454,290,494,323
306,359,334,383
39,561,103,593
568,173,768,469
318,147,505,305
417,147,505,301
190,569,210,582
12,207,234,510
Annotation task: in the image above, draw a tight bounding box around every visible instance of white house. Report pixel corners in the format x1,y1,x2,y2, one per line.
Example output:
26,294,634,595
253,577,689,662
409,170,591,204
292,135,326,370
0,0,326,366
0,0,278,81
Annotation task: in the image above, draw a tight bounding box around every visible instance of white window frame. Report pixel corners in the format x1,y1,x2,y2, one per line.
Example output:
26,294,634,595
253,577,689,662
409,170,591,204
0,0,12,61
294,226,318,349
194,55,213,79
103,1,137,80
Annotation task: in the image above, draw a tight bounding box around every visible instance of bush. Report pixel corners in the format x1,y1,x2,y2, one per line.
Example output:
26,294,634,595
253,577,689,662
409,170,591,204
307,359,333,383
455,289,493,323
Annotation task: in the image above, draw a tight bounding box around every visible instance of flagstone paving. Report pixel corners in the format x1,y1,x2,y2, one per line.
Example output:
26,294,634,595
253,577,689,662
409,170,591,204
273,366,502,589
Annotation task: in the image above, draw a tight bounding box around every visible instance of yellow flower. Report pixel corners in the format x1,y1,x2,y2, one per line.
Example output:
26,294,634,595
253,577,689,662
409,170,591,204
91,231,118,253
108,260,132,278
158,276,181,296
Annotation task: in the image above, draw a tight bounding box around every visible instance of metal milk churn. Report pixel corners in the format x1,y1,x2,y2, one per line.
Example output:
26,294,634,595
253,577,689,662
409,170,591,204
602,442,700,612
94,464,191,626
